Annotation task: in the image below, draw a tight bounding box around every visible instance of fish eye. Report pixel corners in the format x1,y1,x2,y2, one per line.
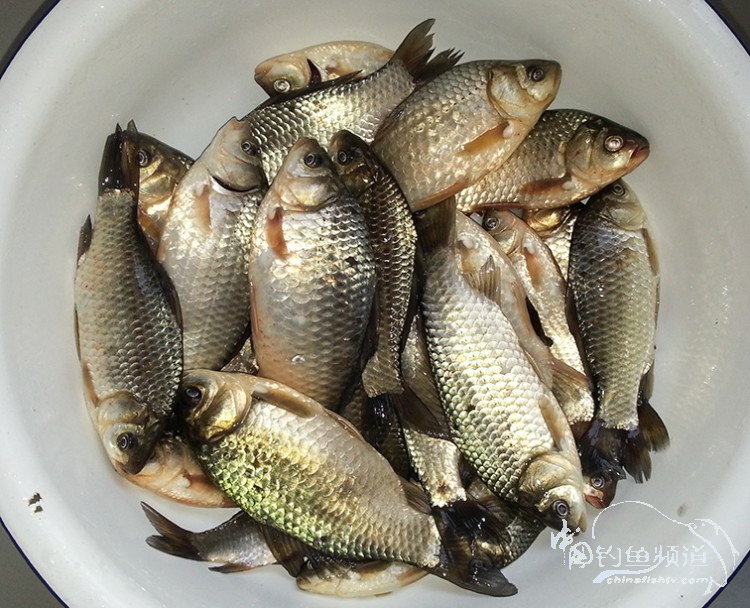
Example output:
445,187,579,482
604,135,624,152
483,216,499,230
273,79,291,94
303,153,323,168
137,149,150,168
611,182,626,196
181,385,203,409
590,474,606,490
241,140,261,156
336,150,353,165
117,432,137,452
527,66,546,82
552,499,570,518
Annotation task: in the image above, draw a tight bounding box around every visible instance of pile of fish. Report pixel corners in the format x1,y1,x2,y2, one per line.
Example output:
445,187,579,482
73,19,669,598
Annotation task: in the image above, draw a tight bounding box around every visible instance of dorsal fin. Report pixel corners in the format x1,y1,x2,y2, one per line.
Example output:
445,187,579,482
413,197,457,253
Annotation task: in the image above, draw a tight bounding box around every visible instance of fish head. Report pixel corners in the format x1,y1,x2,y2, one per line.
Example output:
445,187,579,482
178,370,253,443
590,180,647,231
254,55,311,96
204,117,267,192
481,210,523,253
95,391,163,476
583,469,623,509
518,453,588,533
137,133,193,202
273,137,346,211
329,130,378,197
486,60,562,122
566,118,650,186
537,484,588,534
521,207,571,235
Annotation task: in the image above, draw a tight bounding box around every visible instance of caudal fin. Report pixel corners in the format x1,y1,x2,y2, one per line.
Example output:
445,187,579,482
430,501,518,596
142,502,209,562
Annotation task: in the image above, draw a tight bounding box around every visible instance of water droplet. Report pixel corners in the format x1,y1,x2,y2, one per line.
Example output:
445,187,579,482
291,354,305,364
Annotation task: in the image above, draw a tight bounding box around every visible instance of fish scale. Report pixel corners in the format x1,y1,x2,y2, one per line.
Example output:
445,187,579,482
192,388,442,566
455,109,649,213
420,245,554,500
249,139,376,410
569,186,658,430
372,59,561,211
158,118,267,371
456,110,587,211
74,125,182,475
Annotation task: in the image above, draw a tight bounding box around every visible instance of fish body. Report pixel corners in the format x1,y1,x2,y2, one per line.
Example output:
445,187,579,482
249,138,376,409
244,20,460,180
522,204,582,280
136,132,194,251
372,59,561,211
74,123,182,475
181,371,443,566
157,117,267,370
455,212,594,426
180,371,516,596
144,504,276,572
568,181,668,485
415,198,586,532
482,210,588,379
145,500,427,596
455,109,650,212
398,316,468,507
255,41,393,96
329,130,417,397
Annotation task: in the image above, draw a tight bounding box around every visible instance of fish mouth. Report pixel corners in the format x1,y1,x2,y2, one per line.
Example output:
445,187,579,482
629,143,651,164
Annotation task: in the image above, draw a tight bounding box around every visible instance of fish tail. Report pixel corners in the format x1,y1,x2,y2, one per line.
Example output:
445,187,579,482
413,196,457,253
430,501,518,596
141,502,211,563
390,19,462,84
617,394,669,482
361,351,404,398
99,121,140,196
636,394,670,452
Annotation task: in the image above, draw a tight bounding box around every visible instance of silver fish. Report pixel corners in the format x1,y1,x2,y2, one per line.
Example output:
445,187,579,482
157,117,267,370
482,210,589,379
179,371,516,596
248,138,375,409
415,198,586,532
74,123,182,475
255,41,393,96
455,109,650,212
243,20,461,180
372,59,562,210
329,129,417,397
568,180,668,488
